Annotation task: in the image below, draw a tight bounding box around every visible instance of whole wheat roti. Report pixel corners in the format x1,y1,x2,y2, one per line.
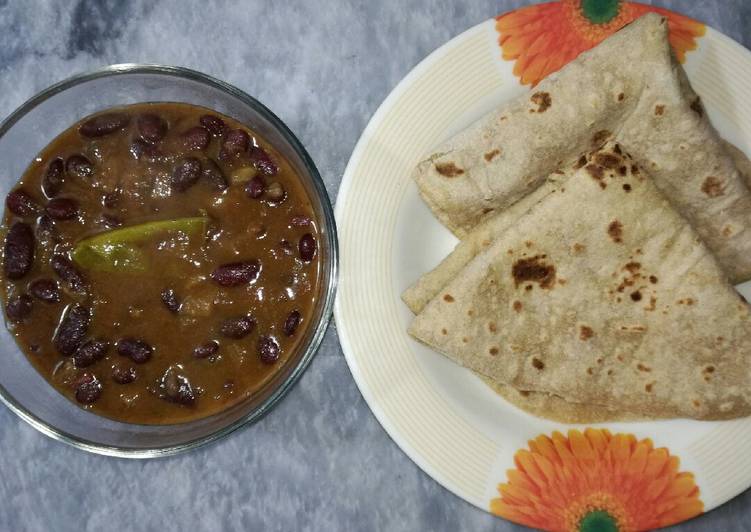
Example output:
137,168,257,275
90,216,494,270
414,13,751,283
403,141,751,315
409,143,751,420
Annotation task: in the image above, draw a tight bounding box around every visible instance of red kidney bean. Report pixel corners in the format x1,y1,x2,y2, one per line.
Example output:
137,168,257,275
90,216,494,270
5,293,33,322
72,339,109,368
245,176,266,199
159,367,196,405
202,159,228,191
160,288,181,313
136,113,167,144
182,126,211,151
258,336,280,364
51,254,87,293
4,222,35,279
248,146,278,176
42,158,65,198
265,182,286,204
290,215,312,227
199,114,227,137
65,154,94,179
79,112,130,138
171,157,202,192
112,364,137,384
221,129,249,156
74,373,102,404
6,189,40,217
220,316,255,339
298,233,317,262
46,198,79,220
210,260,260,286
129,138,161,161
283,310,302,337
193,340,219,359
29,278,60,303
54,304,91,356
117,338,153,364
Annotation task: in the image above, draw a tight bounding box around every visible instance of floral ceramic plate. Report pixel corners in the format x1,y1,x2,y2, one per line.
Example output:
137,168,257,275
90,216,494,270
335,1,751,530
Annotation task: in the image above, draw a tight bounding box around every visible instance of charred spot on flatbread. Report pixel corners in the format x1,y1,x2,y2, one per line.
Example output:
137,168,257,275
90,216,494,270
512,256,556,289
701,176,725,197
608,220,623,243
484,149,501,162
655,105,665,116
530,92,552,113
434,162,464,177
586,164,607,189
579,326,594,341
594,152,622,169
592,129,612,147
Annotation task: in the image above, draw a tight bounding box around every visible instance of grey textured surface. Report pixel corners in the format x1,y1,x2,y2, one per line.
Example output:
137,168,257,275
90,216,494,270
0,1,750,530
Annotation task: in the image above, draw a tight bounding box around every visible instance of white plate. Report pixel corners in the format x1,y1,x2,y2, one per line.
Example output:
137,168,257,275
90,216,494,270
336,4,751,529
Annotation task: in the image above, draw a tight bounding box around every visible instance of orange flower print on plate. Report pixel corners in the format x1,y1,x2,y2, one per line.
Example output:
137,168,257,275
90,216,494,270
496,0,706,86
490,429,703,531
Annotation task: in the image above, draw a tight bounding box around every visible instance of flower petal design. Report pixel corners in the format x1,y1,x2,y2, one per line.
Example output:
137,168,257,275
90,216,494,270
490,429,704,531
496,0,706,86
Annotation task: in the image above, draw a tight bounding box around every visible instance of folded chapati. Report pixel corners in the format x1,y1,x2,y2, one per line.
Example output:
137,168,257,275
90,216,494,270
408,143,751,420
414,13,751,283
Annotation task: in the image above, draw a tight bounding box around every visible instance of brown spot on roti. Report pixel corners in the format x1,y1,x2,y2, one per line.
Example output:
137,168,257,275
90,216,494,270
649,275,658,284
530,91,551,113
579,326,594,341
630,291,642,302
467,309,474,316
532,358,545,370
484,149,501,162
608,220,623,243
655,104,665,115
512,256,556,289
594,152,621,169
592,130,612,147
443,294,454,303
489,347,499,356
435,162,464,177
618,92,625,101
624,262,641,274
441,328,447,335
622,183,632,192
636,363,651,372
723,225,733,237
512,301,523,312
519,390,530,397
488,322,497,333
645,382,654,393
574,155,588,169
701,176,725,197
692,399,701,408
573,243,586,254
587,367,594,375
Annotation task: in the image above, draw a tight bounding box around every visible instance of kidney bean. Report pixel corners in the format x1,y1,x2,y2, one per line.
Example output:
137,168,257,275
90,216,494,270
220,316,255,339
79,112,130,138
117,338,153,364
65,154,94,179
210,260,260,286
46,198,79,220
290,215,312,227
202,159,228,191
42,158,65,198
51,254,87,293
193,340,219,359
129,138,161,161
74,373,102,404
265,182,286,204
73,339,109,368
199,114,227,136
5,293,33,322
248,146,278,176
182,126,210,151
222,129,249,156
6,189,40,217
160,288,181,313
4,222,35,279
54,304,91,356
136,113,167,144
245,176,266,199
171,157,202,192
283,310,302,337
298,233,317,262
112,364,137,384
159,367,196,405
258,336,280,364
29,278,60,303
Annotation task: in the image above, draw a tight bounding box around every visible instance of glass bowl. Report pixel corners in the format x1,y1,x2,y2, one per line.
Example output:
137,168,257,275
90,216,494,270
0,64,337,457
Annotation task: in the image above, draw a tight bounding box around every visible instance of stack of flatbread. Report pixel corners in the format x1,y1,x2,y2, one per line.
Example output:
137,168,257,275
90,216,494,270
403,13,751,422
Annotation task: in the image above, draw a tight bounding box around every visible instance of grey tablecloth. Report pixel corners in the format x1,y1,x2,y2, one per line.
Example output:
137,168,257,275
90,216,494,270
0,1,749,530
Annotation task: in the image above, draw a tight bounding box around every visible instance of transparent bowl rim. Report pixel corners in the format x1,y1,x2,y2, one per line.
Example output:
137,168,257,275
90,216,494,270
0,63,339,458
